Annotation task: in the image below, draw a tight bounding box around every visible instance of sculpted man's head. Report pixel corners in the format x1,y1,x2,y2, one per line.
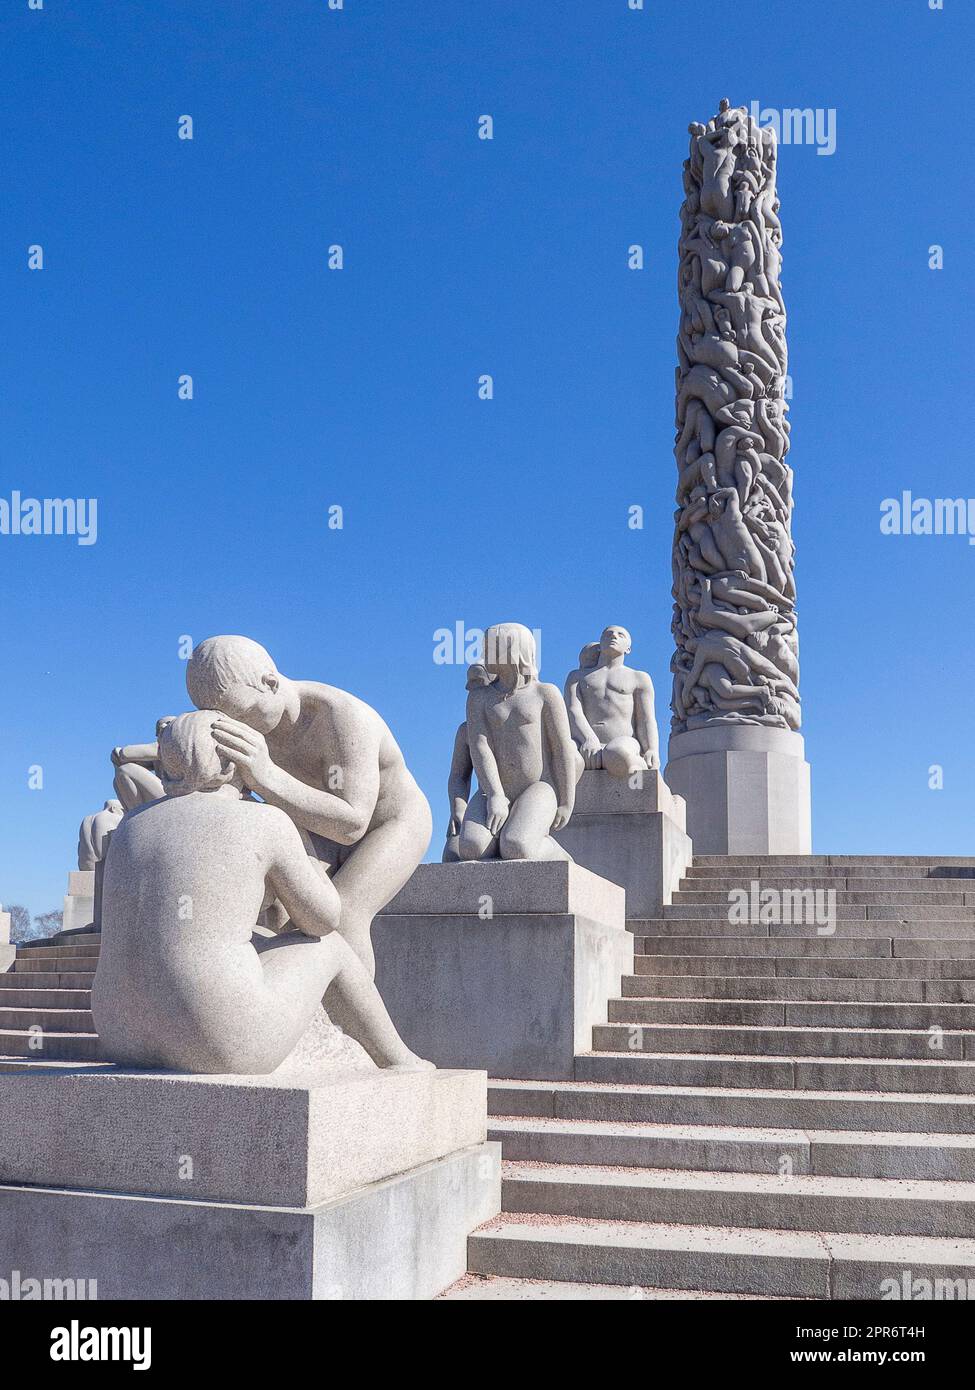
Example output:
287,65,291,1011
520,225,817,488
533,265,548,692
483,623,538,682
158,711,244,798
465,663,493,691
600,625,632,659
578,642,600,671
186,636,286,734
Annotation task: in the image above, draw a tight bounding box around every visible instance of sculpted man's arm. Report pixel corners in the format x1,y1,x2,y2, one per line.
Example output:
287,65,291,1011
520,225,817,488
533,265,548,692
633,674,660,770
212,714,381,846
111,741,159,768
564,673,601,760
264,809,342,937
447,722,474,834
542,685,577,828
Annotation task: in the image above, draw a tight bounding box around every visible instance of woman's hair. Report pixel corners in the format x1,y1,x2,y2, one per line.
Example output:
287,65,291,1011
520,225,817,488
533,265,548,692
158,711,237,796
483,623,538,680
185,635,276,711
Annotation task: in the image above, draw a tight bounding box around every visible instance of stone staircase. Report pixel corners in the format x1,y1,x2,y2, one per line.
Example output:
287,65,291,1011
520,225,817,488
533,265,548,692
0,934,100,1065
8,860,975,1300
447,855,975,1300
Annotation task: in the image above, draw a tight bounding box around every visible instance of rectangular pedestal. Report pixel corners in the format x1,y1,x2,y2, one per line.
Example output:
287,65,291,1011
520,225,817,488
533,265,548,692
666,729,812,856
62,869,95,935
0,1064,486,1207
375,862,632,1080
0,1141,500,1300
553,770,692,917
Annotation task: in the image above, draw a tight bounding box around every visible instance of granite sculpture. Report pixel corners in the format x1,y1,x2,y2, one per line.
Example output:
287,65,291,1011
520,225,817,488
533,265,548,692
456,623,578,862
77,799,125,871
92,711,433,1075
442,662,492,863
671,98,799,735
564,625,660,778
179,635,433,977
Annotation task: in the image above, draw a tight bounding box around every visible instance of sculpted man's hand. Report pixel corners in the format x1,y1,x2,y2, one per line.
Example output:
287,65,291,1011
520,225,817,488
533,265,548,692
211,718,274,792
551,803,573,832
580,738,603,770
644,750,661,771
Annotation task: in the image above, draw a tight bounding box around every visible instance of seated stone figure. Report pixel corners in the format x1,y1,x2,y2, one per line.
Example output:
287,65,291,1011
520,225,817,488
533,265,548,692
77,799,124,871
457,623,578,862
110,717,176,810
92,710,432,1075
565,625,660,778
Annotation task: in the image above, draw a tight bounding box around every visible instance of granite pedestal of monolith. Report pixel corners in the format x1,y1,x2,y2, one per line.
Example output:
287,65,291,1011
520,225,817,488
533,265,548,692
665,726,811,855
61,869,95,935
0,911,12,972
0,1064,499,1300
374,861,631,1080
552,770,692,918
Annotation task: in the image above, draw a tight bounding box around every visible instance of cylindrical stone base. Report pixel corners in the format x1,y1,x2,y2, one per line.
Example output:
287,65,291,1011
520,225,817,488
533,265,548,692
665,726,811,856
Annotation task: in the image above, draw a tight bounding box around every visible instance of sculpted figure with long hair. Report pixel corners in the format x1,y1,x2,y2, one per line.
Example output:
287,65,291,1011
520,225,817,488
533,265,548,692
457,623,579,863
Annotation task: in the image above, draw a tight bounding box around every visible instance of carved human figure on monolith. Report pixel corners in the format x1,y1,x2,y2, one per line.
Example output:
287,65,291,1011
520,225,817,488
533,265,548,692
186,635,432,976
442,663,492,863
565,625,660,778
92,711,433,1075
77,799,125,871
457,622,578,862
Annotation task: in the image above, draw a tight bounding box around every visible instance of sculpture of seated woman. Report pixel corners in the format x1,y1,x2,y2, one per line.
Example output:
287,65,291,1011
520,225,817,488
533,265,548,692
92,710,432,1076
457,623,578,863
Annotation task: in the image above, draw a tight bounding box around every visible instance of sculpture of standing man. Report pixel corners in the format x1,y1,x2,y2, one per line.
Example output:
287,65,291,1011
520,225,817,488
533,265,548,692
565,625,660,779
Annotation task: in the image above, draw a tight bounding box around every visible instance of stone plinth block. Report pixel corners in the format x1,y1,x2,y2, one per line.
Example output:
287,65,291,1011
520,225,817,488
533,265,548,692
375,862,632,1081
0,911,10,946
666,726,812,856
0,1141,500,1301
0,1064,486,1208
62,869,95,935
553,770,692,918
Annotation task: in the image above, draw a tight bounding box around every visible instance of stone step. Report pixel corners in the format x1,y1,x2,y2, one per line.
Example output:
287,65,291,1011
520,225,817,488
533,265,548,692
439,1274,781,1300
0,1028,100,1061
488,1079,975,1134
622,974,975,1003
500,1163,975,1236
491,1117,975,1182
661,902,975,920
4,970,96,988
0,987,91,1008
14,943,102,959
12,957,99,975
609,997,975,1030
574,1051,975,1093
676,888,973,905
685,865,975,881
0,1057,111,1071
690,855,975,867
636,921,975,940
467,1215,975,1298
0,1007,93,1031
635,954,975,979
637,937,975,958
591,1023,975,1061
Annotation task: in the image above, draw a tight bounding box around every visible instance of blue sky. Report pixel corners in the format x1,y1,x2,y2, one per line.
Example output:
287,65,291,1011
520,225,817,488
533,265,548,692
1,0,971,916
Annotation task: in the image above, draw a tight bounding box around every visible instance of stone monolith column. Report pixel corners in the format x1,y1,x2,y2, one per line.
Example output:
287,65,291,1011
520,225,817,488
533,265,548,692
664,99,811,854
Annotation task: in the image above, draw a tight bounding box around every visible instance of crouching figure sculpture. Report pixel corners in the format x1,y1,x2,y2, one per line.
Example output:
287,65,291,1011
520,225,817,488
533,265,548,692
92,710,432,1076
